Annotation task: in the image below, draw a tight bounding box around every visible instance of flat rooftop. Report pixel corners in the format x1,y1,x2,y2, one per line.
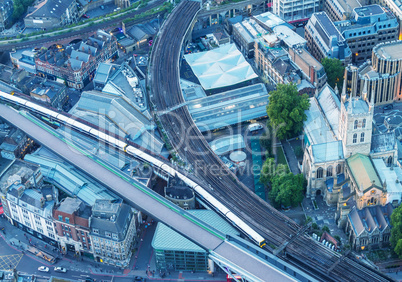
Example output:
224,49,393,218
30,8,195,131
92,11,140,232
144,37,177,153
375,41,402,60
355,4,383,17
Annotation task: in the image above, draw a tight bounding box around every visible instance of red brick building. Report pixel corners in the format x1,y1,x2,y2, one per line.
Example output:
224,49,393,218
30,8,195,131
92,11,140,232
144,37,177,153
53,197,93,256
35,30,118,89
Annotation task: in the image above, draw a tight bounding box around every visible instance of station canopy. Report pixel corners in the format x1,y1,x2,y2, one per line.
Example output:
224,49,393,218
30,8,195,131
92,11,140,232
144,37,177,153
184,44,258,90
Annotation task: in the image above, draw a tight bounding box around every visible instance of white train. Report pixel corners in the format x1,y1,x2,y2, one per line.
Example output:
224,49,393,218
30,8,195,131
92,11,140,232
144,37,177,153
0,90,266,248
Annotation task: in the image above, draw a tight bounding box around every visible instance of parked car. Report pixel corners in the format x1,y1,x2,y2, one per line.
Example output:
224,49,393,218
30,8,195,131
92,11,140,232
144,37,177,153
54,267,67,273
85,277,96,282
100,5,104,9
82,14,90,19
38,266,49,272
384,104,394,110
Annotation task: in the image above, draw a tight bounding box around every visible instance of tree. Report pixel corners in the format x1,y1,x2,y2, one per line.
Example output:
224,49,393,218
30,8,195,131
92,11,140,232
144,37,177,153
267,83,310,140
259,158,289,186
391,204,402,258
321,58,345,89
322,225,330,234
268,173,305,209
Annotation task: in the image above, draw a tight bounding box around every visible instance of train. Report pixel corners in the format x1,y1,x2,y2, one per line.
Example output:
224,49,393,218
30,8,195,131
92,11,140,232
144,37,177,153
0,90,267,248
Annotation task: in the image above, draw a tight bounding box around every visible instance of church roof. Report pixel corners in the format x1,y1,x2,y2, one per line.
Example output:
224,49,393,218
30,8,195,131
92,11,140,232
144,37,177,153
348,203,393,237
317,85,340,138
312,140,343,163
346,154,382,191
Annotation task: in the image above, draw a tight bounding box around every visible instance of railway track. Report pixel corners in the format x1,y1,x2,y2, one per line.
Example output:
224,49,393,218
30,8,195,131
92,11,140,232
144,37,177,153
148,1,392,281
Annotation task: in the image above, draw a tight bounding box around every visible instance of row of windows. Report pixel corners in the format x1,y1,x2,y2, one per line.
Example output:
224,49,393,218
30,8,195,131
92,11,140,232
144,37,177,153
316,164,342,179
352,133,365,144
354,119,366,129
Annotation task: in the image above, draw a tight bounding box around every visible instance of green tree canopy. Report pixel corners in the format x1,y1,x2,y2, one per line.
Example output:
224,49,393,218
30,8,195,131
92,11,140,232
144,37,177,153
259,158,288,186
268,173,305,209
321,58,345,89
267,83,310,140
12,0,35,21
391,204,402,258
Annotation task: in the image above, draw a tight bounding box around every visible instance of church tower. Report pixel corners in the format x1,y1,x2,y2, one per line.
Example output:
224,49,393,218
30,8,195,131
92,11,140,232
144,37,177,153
338,79,374,157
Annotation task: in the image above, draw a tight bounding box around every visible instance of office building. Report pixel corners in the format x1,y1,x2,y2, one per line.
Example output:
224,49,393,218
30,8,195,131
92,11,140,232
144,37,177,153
343,40,402,105
5,184,58,245
90,199,139,268
0,0,13,31
305,12,352,64
272,0,320,23
335,5,399,64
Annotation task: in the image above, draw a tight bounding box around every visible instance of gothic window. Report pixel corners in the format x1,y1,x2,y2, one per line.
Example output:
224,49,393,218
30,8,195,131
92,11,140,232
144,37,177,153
327,166,333,177
353,133,357,143
362,119,366,128
336,164,342,175
354,120,358,129
360,132,365,142
317,167,323,179
388,156,393,166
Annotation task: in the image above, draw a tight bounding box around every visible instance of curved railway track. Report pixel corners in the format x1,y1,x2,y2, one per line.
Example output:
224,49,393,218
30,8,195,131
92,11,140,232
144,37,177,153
149,1,392,281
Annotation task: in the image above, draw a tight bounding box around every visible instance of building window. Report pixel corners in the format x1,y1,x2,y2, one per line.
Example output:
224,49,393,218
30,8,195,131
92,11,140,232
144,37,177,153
58,215,63,221
317,167,323,179
105,232,111,238
353,133,357,143
112,233,118,241
360,133,365,142
65,217,69,224
354,120,358,129
93,229,99,235
327,166,333,177
362,119,366,128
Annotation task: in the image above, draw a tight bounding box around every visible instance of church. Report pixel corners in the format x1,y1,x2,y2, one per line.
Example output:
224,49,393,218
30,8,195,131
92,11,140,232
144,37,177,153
302,79,399,230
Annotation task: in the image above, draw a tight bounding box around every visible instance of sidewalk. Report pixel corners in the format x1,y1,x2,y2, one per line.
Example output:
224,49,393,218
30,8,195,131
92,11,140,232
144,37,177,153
0,215,227,281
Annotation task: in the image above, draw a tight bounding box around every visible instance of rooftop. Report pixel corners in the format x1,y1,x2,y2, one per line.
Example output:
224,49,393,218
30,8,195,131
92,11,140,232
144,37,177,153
312,141,344,163
152,210,239,252
273,25,306,48
348,203,393,236
56,197,91,219
346,154,382,191
187,83,268,132
0,159,39,194
344,98,369,115
253,12,286,29
354,4,384,17
184,44,258,90
26,0,74,19
374,41,402,61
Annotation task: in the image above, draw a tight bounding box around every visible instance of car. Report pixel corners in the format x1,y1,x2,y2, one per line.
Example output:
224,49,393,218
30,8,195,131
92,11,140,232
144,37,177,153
82,14,89,19
100,5,104,9
384,104,394,110
54,267,67,273
85,277,96,282
38,266,49,272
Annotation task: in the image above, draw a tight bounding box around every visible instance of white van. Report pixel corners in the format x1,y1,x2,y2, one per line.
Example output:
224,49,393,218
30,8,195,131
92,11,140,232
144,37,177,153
248,123,263,132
